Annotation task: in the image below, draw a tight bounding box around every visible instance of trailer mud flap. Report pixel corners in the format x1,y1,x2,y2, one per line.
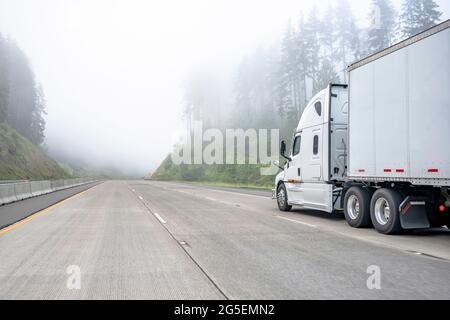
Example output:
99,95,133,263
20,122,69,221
399,197,430,229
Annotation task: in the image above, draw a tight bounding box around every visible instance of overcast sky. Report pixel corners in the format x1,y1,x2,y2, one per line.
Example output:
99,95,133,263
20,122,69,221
0,0,449,176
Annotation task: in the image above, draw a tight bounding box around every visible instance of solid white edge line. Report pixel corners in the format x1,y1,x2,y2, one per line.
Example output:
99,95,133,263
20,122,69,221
154,212,166,224
166,182,270,199
276,216,318,228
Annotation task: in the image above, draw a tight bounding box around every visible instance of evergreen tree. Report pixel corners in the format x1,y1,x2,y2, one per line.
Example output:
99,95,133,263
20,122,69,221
265,43,284,130
316,58,340,90
400,0,442,38
304,6,322,94
334,0,361,83
277,22,296,119
0,34,9,123
319,6,336,61
6,39,37,141
367,0,397,54
234,56,254,129
316,6,340,88
292,16,308,116
30,84,47,145
1,38,47,145
250,47,278,129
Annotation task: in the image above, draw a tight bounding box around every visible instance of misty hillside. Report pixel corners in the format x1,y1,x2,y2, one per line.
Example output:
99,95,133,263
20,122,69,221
0,32,63,180
0,123,71,180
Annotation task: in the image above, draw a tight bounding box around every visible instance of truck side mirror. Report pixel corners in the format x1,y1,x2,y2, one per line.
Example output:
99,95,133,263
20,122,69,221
280,140,292,162
273,160,283,170
280,140,287,156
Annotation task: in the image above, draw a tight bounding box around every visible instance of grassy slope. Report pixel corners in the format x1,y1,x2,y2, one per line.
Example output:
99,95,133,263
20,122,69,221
0,123,72,180
152,154,275,189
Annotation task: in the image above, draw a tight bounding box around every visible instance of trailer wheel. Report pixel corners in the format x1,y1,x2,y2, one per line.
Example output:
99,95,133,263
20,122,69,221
370,189,403,235
277,183,292,212
344,187,372,228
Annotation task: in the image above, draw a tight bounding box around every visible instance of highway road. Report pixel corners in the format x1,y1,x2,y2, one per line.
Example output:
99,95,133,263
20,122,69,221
0,180,449,300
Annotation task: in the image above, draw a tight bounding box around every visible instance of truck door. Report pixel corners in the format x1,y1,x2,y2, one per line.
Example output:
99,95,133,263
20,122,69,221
285,134,304,205
329,85,349,181
300,120,333,212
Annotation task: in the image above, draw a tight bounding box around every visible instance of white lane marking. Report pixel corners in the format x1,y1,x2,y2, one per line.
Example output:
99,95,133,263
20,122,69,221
154,212,166,224
132,189,136,192
134,191,168,225
276,216,318,229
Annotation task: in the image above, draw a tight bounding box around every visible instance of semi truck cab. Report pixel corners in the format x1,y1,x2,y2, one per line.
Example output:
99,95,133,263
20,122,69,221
275,84,349,214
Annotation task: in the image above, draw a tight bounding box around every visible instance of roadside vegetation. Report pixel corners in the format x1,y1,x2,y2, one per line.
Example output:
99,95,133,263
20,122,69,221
153,155,274,188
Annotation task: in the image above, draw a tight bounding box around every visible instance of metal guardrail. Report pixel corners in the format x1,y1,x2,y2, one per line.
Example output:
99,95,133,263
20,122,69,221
0,180,29,185
0,178,98,206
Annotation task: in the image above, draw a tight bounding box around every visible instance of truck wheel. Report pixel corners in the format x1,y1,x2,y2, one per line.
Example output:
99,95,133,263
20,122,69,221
370,189,403,235
344,187,372,228
277,183,292,212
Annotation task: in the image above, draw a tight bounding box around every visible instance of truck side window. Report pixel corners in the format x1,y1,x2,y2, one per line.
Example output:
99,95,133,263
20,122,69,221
315,102,322,116
313,135,319,155
292,136,301,156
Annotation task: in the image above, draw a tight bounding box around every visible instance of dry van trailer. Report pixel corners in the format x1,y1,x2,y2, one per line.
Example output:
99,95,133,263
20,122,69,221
347,19,450,187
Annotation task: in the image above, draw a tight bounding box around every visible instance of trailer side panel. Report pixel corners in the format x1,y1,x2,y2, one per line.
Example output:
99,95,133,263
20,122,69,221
408,28,450,180
348,26,450,186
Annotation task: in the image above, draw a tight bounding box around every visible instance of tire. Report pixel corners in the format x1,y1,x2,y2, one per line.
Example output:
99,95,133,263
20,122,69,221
344,187,372,228
277,183,292,212
370,188,403,235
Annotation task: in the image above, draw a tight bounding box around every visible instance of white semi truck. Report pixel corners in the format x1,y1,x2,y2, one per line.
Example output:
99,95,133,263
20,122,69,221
273,20,450,234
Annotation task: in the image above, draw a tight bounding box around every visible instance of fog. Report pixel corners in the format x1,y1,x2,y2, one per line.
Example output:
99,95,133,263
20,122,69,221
0,0,448,177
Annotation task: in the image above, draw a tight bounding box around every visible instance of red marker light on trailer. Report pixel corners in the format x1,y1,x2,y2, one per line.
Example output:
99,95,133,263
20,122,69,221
439,205,446,212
